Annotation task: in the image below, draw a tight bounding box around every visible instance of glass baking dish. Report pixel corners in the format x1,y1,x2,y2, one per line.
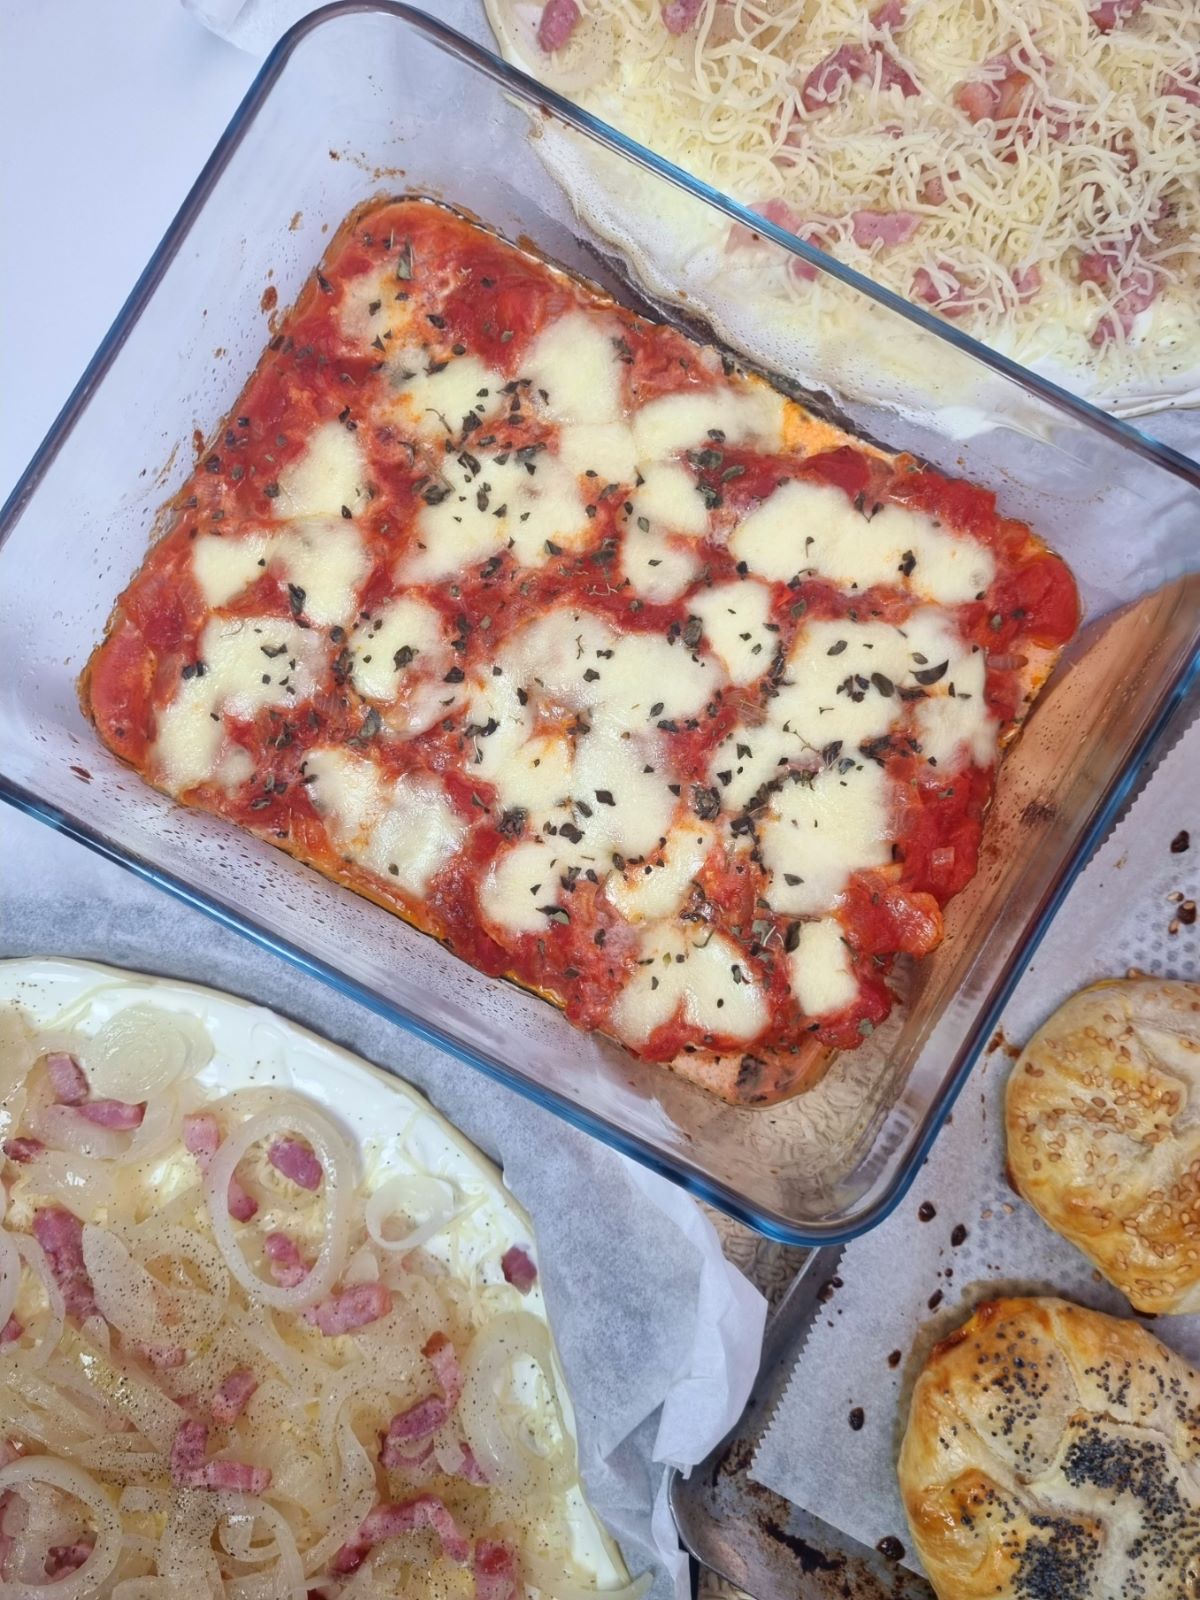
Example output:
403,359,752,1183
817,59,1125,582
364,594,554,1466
2,2,1197,1245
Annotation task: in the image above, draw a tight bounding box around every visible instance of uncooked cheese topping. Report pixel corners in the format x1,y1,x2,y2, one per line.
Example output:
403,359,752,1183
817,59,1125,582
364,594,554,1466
491,0,1200,388
84,198,1078,1105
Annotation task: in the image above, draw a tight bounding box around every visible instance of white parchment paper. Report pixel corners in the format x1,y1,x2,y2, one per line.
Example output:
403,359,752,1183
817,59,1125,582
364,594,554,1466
0,806,766,1598
750,719,1200,1569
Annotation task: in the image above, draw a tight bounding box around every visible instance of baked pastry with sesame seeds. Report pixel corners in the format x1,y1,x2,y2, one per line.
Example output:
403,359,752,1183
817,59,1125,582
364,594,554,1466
1004,978,1200,1315
898,1296,1200,1600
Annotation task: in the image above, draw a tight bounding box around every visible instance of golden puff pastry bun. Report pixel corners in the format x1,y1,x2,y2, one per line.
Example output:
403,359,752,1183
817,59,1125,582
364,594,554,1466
1005,978,1200,1314
898,1296,1200,1600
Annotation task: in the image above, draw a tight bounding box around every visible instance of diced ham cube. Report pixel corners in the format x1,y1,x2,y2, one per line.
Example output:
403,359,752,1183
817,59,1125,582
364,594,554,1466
184,1112,258,1222
381,1396,449,1465
661,0,704,34
850,209,921,249
0,1317,22,1345
1090,267,1162,345
45,1542,93,1577
182,1112,220,1163
1090,0,1146,29
79,1098,145,1130
423,1331,464,1407
1164,73,1200,105
537,0,579,51
474,1539,521,1600
267,1136,322,1192
501,1245,538,1294
802,36,918,113
3,1138,44,1164
911,264,972,318
332,1496,471,1574
46,1053,89,1106
169,1419,271,1495
32,1207,98,1322
212,1367,259,1426
264,1232,310,1289
457,1442,488,1485
305,1282,392,1337
871,0,906,27
1012,264,1042,302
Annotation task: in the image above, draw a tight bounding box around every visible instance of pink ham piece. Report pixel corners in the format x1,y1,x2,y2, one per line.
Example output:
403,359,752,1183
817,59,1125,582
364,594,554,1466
264,1231,310,1289
456,1442,488,1485
1090,0,1146,29
267,1136,322,1192
0,1317,21,1345
801,42,918,112
79,1098,145,1130
332,1496,471,1574
3,1138,44,1164
423,1331,464,1407
538,0,579,51
183,1111,259,1223
501,1245,539,1295
850,209,920,249
1164,73,1200,105
46,1053,89,1106
727,200,828,283
32,1207,98,1321
1012,264,1042,302
45,1542,93,1578
474,1540,521,1600
662,0,704,34
212,1367,259,1426
380,1397,449,1466
170,1419,271,1495
305,1282,392,1337
1091,268,1162,345
912,264,972,318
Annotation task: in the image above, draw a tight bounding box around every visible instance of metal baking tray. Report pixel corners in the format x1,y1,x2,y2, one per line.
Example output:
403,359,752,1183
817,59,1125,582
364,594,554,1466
672,1247,933,1599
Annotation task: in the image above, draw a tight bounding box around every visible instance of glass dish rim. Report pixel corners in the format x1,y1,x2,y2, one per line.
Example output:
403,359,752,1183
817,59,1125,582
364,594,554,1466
2,0,1198,1246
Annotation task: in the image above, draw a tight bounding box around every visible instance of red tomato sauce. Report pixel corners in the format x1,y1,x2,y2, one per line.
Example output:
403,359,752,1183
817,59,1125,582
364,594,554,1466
84,198,1078,1105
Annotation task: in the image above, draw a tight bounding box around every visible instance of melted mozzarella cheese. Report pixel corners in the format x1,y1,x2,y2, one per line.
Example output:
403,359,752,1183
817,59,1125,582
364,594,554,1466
191,521,366,627
403,452,590,585
338,268,418,348
630,386,785,462
275,422,367,521
621,524,699,603
272,520,368,627
571,727,675,859
558,422,638,485
480,840,566,936
192,532,273,608
788,917,858,1017
690,581,776,685
730,479,994,603
154,616,320,793
390,354,504,444
350,596,447,704
630,462,710,537
606,825,713,922
525,311,623,424
759,761,892,917
305,747,464,895
612,927,767,1046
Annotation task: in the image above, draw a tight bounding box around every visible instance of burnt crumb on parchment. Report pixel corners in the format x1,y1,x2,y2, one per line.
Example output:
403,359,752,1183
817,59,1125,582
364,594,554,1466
917,1201,937,1222
1170,829,1190,853
848,1406,865,1431
876,1535,906,1561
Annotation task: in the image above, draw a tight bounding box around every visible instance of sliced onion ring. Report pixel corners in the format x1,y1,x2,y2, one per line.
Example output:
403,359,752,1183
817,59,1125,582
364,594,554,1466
364,1175,462,1254
205,1104,354,1310
459,1310,575,1496
0,1228,21,1337
0,1458,121,1600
